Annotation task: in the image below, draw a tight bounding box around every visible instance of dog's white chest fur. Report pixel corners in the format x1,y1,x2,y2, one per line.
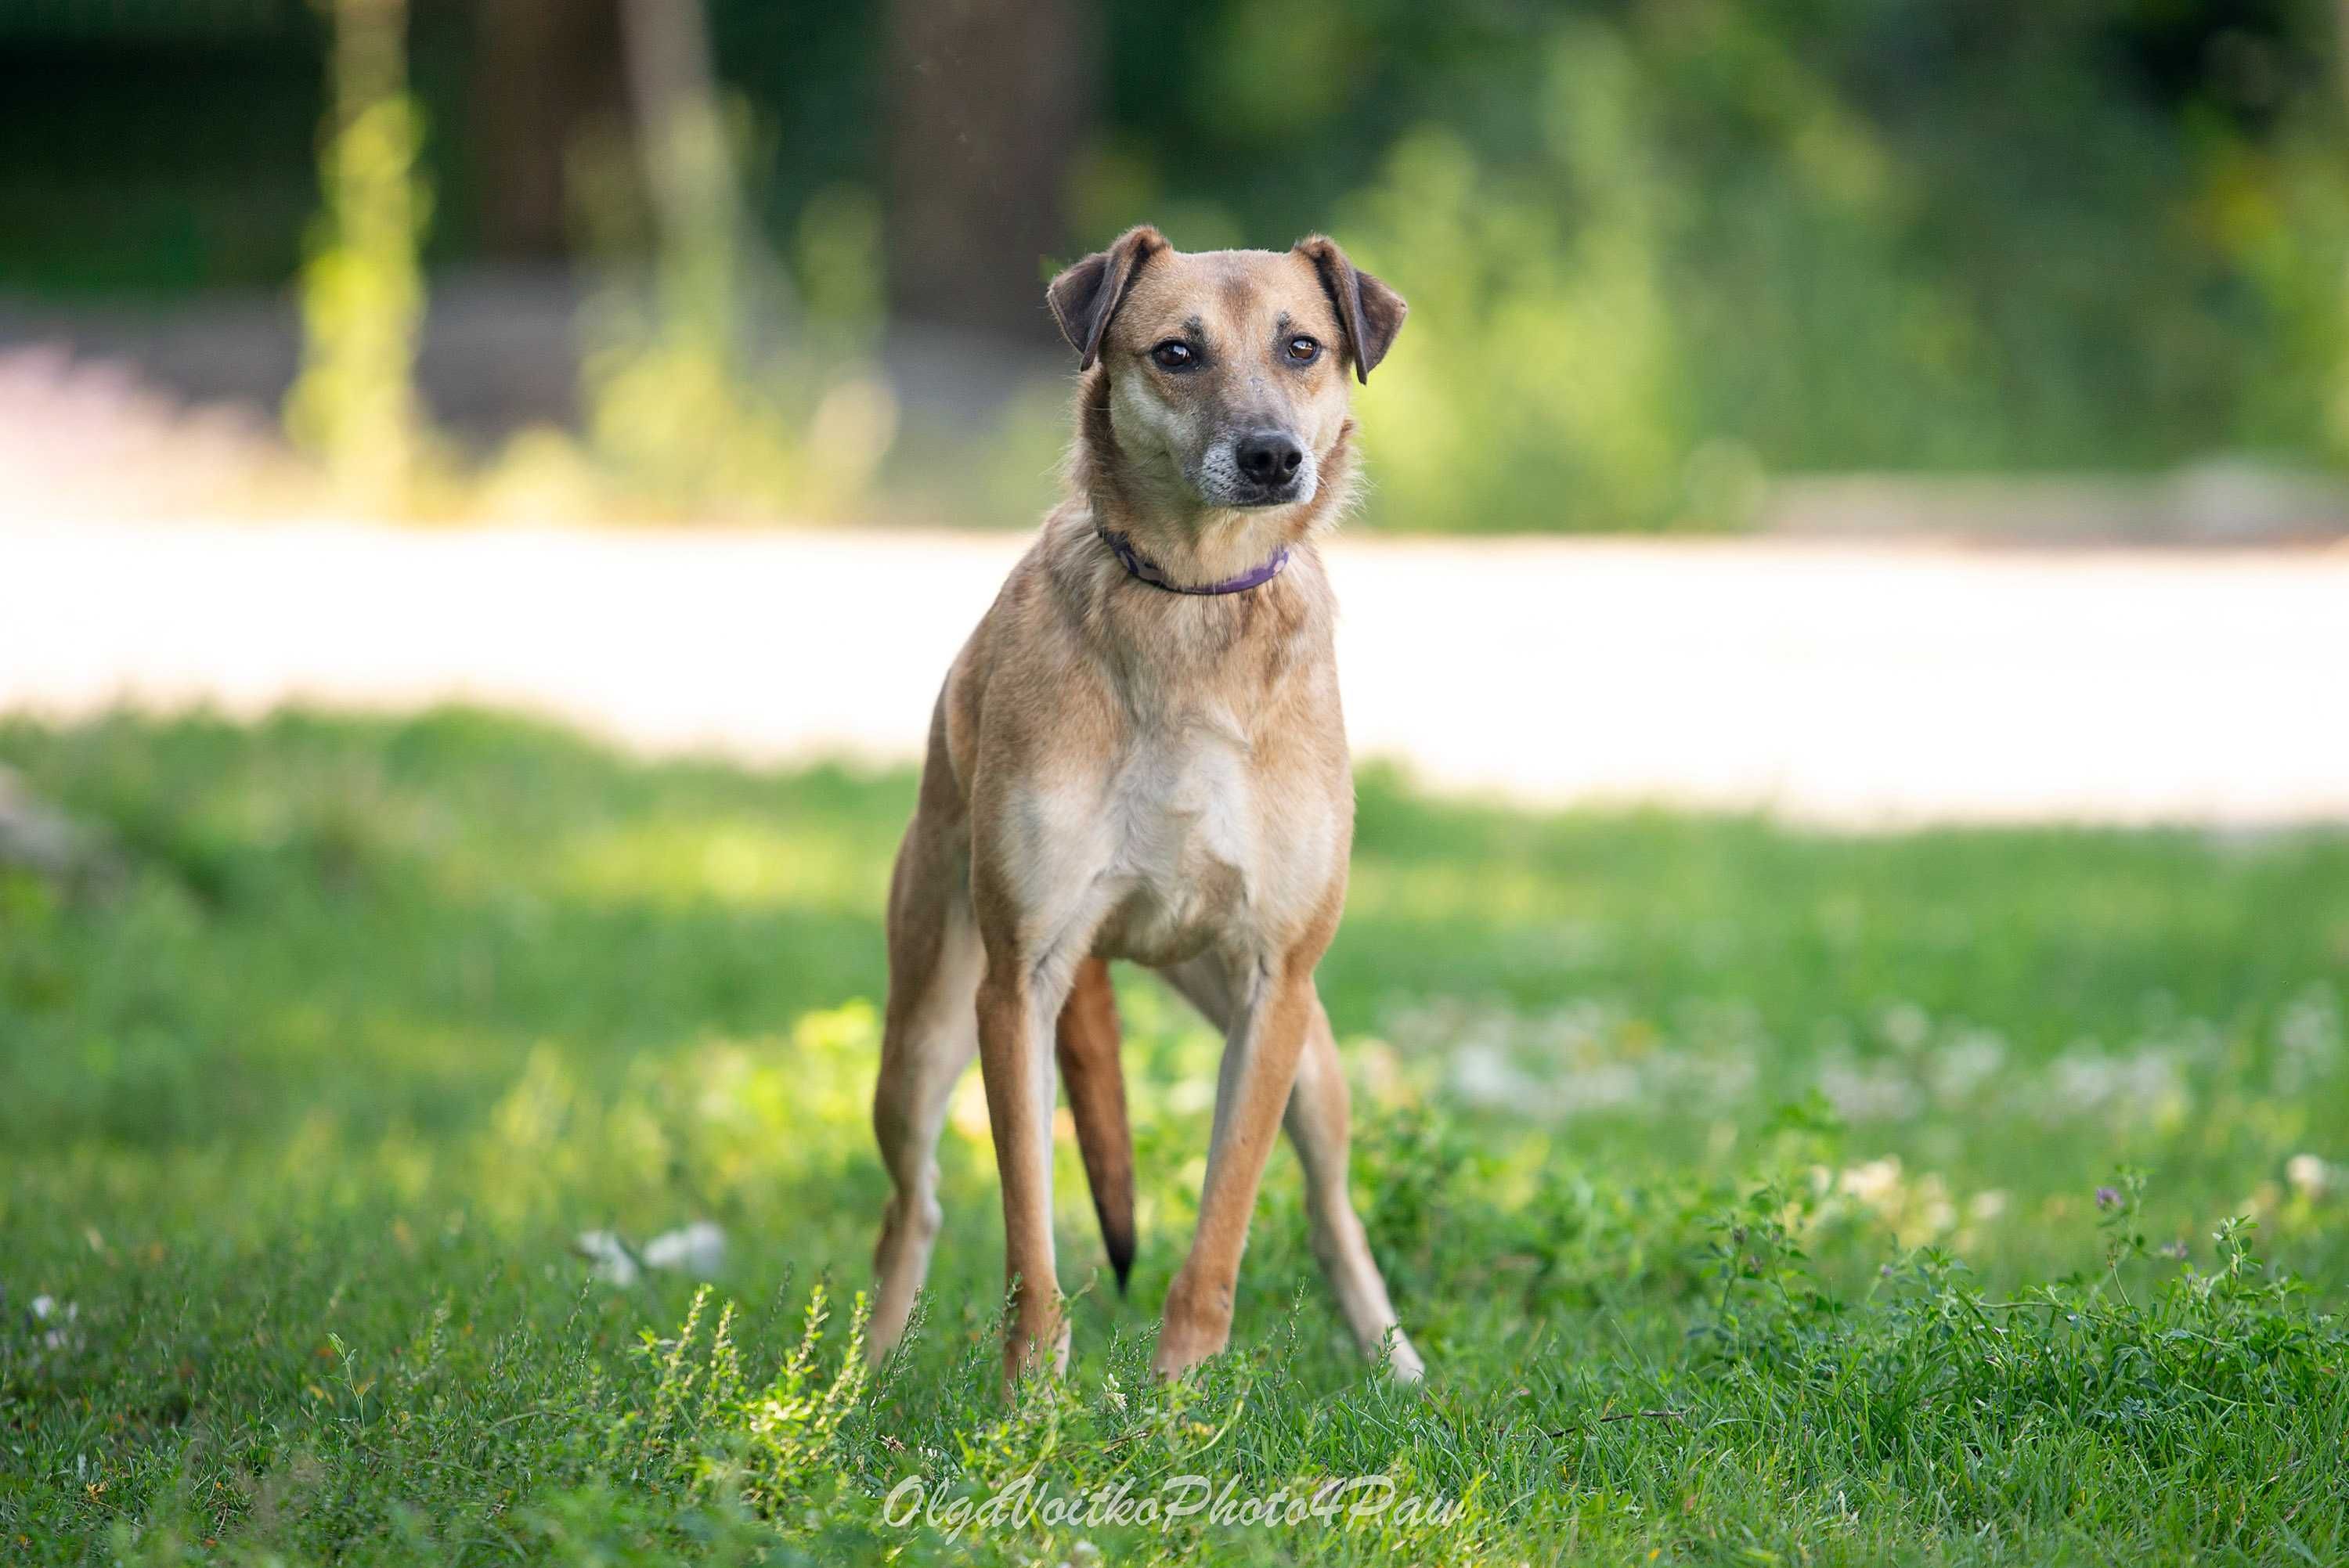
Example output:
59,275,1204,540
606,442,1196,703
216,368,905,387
1094,718,1257,962
1007,704,1335,972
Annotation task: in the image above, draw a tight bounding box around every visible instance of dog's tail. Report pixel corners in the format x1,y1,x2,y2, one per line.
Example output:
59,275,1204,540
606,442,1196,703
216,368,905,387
1055,957,1135,1293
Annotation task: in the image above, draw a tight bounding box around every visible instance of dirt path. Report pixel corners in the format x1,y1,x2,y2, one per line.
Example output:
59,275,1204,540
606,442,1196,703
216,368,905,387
5,517,2345,826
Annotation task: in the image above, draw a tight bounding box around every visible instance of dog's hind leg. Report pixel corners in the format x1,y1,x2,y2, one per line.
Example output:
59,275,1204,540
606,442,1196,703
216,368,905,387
1157,956,1421,1382
869,827,983,1364
1056,957,1135,1293
1284,997,1423,1381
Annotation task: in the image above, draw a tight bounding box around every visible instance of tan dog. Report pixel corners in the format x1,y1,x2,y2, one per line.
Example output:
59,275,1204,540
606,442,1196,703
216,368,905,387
867,225,1421,1386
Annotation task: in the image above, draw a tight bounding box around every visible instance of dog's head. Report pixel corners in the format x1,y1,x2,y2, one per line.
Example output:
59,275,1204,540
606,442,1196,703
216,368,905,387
1048,228,1405,517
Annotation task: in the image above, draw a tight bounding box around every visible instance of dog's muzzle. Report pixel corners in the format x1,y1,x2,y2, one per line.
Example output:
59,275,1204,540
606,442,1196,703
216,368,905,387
1197,429,1317,508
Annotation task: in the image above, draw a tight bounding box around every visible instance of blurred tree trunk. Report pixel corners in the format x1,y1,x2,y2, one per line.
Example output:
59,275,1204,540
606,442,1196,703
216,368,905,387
618,0,740,261
884,0,1095,341
471,0,628,258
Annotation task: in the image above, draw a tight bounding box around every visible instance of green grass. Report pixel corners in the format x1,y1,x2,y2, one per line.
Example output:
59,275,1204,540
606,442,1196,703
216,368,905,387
3,709,2347,1565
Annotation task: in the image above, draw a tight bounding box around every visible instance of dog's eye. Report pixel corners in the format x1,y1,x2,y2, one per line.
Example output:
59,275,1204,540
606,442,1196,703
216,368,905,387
1286,335,1321,364
1150,341,1196,370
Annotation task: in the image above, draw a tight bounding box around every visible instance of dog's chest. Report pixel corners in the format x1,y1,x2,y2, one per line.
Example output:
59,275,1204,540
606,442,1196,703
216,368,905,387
1108,720,1251,875
1084,716,1308,965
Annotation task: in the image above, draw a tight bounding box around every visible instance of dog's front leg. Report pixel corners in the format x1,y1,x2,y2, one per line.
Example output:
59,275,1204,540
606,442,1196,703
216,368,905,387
973,939,1080,1385
1155,953,1319,1380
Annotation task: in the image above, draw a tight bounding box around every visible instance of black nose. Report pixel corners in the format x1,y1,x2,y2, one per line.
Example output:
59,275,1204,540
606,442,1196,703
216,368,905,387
1236,430,1305,486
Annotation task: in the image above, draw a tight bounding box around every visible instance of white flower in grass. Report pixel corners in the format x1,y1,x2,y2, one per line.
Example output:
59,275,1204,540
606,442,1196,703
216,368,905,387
2286,1154,2336,1201
26,1294,80,1354
574,1230,640,1286
1446,1042,1525,1108
575,1221,727,1286
1837,1158,1904,1206
641,1220,726,1277
1930,1029,2008,1102
1819,1058,1922,1123
1878,1003,1931,1052
2275,987,2344,1095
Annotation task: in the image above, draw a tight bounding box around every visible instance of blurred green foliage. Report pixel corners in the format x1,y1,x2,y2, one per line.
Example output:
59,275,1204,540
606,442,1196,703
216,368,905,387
1085,0,2349,525
566,123,899,519
283,0,432,503
2,0,2344,524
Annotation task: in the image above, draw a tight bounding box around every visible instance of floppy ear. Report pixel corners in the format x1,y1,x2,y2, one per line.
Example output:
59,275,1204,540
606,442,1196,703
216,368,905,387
1294,235,1405,384
1047,225,1168,371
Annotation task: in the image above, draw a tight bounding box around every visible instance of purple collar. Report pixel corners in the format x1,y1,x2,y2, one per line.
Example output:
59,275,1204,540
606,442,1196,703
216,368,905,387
1098,527,1291,595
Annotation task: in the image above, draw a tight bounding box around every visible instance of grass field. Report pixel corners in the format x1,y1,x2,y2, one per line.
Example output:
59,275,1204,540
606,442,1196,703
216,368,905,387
3,710,2347,1565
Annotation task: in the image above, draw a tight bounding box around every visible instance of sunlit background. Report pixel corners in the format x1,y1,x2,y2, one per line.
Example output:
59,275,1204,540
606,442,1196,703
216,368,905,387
5,0,2349,816
4,0,2349,529
5,5,2349,1561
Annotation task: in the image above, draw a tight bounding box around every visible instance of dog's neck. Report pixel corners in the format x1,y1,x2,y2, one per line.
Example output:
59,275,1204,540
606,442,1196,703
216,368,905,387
1097,525,1292,595
1070,373,1358,592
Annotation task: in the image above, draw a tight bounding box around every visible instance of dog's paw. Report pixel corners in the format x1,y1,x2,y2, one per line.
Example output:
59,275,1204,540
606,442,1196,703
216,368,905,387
1149,1332,1224,1383
1000,1314,1071,1392
1152,1272,1234,1381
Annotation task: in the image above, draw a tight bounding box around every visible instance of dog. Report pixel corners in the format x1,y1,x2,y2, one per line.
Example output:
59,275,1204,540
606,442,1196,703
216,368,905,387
866,225,1421,1386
